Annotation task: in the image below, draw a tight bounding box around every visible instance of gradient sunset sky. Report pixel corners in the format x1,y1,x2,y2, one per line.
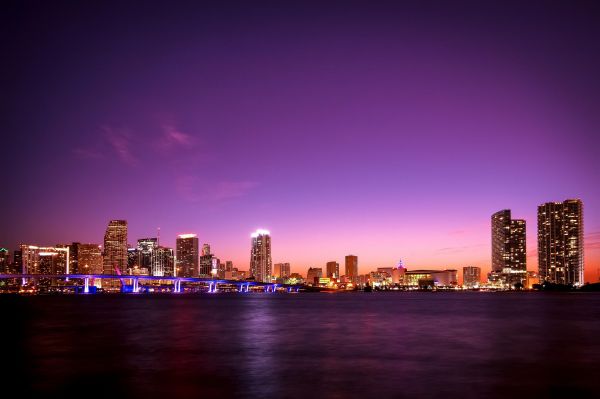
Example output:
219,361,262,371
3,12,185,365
3,1,599,281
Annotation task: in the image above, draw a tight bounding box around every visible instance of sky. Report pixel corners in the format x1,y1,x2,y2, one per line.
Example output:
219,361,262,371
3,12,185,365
2,1,600,281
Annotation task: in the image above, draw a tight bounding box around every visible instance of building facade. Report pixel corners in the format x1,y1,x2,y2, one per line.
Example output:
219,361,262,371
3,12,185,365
103,220,128,275
274,262,291,279
77,244,103,275
462,266,481,288
176,234,199,277
326,261,339,279
137,238,158,273
491,210,526,287
151,247,175,277
306,267,323,285
538,199,584,286
250,229,272,282
345,255,358,282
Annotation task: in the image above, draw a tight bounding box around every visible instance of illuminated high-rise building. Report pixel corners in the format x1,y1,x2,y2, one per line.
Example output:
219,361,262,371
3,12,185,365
77,244,103,275
538,199,584,286
345,255,358,282
176,234,199,277
250,229,272,283
103,220,128,275
491,210,526,287
199,243,213,277
463,266,481,288
326,261,339,279
137,238,158,272
152,247,174,277
0,248,9,273
20,245,69,286
69,242,80,274
274,262,291,279
11,250,22,274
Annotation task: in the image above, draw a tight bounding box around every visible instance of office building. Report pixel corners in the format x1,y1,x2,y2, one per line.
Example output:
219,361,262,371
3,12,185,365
274,262,291,279
137,238,158,272
151,247,174,277
176,234,199,277
250,229,272,283
199,243,213,277
538,199,584,286
77,244,103,275
0,248,9,273
306,267,323,285
345,255,358,282
326,261,339,279
463,266,481,288
103,220,128,275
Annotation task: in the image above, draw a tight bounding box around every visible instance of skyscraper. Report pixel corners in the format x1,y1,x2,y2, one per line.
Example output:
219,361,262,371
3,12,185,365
151,247,175,277
491,210,526,287
77,244,103,275
345,255,358,282
250,229,272,283
103,220,128,275
11,250,22,274
69,242,80,274
137,238,158,272
463,266,481,288
176,234,199,277
326,261,339,279
199,243,213,277
538,199,584,286
0,248,9,273
274,262,291,278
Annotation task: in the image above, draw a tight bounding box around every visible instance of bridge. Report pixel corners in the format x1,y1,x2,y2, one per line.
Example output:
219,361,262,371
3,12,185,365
0,274,302,294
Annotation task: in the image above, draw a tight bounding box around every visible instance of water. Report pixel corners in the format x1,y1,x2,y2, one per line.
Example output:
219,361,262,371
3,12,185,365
3,292,600,398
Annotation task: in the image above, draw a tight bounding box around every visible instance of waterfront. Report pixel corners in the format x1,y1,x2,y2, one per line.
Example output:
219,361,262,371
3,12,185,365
4,292,600,398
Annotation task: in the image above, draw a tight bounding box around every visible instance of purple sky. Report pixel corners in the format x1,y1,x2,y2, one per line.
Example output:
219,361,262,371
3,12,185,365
3,1,600,280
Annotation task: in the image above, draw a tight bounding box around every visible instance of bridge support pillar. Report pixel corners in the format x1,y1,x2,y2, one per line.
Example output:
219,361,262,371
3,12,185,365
132,278,139,293
84,277,90,294
173,280,181,293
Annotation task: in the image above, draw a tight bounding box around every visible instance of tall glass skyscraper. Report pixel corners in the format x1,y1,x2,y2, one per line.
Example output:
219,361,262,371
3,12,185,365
250,229,272,283
103,220,128,275
491,210,526,287
538,199,584,286
176,234,199,277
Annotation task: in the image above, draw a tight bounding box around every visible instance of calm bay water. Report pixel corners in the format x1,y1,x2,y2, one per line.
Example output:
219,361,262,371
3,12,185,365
3,292,600,398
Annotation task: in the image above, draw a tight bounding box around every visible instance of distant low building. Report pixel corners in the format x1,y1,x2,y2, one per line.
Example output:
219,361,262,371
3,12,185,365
403,269,458,288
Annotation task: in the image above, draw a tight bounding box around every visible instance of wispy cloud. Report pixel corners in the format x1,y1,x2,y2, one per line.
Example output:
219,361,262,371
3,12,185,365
176,176,258,203
72,148,103,160
104,126,138,166
158,125,196,149
213,181,258,201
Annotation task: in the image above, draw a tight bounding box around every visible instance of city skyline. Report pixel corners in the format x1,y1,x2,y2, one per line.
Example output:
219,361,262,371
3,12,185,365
0,199,600,285
2,2,599,282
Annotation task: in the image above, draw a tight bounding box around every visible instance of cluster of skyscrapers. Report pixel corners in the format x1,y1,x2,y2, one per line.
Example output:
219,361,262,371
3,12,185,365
0,198,587,290
490,199,584,288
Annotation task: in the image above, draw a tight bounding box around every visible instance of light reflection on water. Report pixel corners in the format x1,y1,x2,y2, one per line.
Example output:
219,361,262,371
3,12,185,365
4,292,600,398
